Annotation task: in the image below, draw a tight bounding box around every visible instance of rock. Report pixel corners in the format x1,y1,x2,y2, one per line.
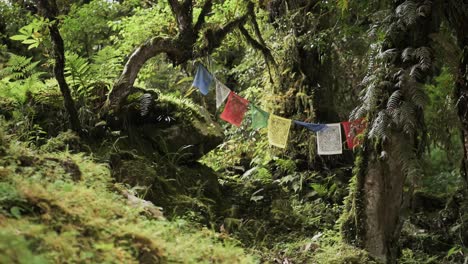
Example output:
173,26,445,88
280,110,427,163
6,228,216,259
118,92,224,163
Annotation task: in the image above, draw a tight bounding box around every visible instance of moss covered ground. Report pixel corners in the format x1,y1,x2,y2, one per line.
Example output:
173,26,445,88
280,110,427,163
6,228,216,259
0,126,256,264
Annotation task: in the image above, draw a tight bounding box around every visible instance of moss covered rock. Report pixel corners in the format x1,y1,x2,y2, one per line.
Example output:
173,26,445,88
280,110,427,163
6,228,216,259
117,91,224,163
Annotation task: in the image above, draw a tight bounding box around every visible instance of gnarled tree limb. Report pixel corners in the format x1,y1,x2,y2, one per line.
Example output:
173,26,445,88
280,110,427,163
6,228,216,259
106,0,274,113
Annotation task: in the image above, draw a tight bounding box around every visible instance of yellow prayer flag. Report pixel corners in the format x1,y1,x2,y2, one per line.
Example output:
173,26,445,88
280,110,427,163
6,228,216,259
268,114,292,148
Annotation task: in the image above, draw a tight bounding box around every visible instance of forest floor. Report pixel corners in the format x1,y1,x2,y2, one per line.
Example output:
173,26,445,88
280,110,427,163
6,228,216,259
1,122,464,264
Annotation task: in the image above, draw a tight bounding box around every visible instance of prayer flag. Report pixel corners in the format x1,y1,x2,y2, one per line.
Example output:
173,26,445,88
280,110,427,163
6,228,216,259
215,79,231,108
250,105,269,129
220,91,249,127
341,119,367,149
268,114,292,148
317,123,342,155
294,120,327,132
192,64,213,95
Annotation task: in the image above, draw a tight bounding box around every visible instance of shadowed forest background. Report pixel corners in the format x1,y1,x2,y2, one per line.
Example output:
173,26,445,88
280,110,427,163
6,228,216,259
0,0,467,263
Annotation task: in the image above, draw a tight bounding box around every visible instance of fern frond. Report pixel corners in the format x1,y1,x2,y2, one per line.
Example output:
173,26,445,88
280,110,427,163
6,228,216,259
395,70,408,89
0,54,43,81
396,1,418,26
377,48,398,62
363,83,378,109
416,2,432,18
65,52,91,91
90,47,123,83
406,84,428,108
392,101,417,135
387,90,402,111
23,60,40,74
140,93,153,116
414,46,432,71
379,81,394,91
369,111,391,140
350,105,367,120
401,47,414,62
409,65,423,81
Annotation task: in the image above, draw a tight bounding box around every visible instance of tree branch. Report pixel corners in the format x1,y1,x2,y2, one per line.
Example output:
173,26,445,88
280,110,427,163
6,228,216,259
107,37,179,111
238,25,277,68
168,0,192,32
200,15,249,55
107,0,275,112
194,0,213,34
167,0,181,17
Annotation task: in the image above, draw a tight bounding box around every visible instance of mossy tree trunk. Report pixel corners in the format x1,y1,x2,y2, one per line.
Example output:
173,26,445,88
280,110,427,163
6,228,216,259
266,0,340,123
360,133,408,262
37,0,82,133
456,46,468,184
445,0,468,183
342,1,441,262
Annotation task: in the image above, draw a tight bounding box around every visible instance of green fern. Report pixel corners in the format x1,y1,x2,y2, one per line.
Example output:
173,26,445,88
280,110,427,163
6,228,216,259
0,54,46,103
387,90,402,111
90,46,123,84
65,52,91,95
369,111,391,140
406,84,428,109
401,47,414,62
414,46,432,71
396,1,418,26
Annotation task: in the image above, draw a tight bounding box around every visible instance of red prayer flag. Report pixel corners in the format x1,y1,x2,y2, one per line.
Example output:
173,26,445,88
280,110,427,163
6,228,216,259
342,118,367,149
220,91,249,127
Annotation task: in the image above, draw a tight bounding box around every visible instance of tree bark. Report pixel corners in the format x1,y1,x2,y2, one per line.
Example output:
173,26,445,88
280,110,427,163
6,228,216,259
362,133,407,262
107,37,179,112
455,46,468,183
342,1,441,262
445,0,468,183
37,0,81,133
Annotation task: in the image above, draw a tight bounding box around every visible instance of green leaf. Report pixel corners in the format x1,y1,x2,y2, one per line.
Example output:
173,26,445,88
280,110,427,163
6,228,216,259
176,76,193,85
10,206,22,219
447,246,461,257
310,183,328,197
27,43,39,50
10,35,28,41
21,39,37,45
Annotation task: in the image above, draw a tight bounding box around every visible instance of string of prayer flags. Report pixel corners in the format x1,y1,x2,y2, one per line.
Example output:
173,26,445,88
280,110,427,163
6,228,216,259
220,91,249,127
190,65,369,154
268,114,292,149
215,79,231,109
341,118,367,149
192,64,213,95
293,120,327,132
316,123,343,155
250,105,269,129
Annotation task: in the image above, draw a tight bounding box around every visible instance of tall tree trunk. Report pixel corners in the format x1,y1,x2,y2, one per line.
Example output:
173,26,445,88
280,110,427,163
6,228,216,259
456,46,468,183
362,133,408,262
445,0,468,183
49,22,82,133
37,0,81,133
342,1,441,262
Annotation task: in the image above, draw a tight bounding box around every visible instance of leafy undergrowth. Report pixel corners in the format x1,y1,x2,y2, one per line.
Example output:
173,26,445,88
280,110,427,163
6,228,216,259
0,129,256,264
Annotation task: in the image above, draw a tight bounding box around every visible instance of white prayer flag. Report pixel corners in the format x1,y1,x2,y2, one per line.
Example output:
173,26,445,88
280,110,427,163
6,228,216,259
215,79,231,109
317,123,343,155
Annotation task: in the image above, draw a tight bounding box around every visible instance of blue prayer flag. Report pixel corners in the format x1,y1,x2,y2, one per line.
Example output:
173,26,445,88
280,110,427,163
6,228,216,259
192,64,213,95
294,120,327,132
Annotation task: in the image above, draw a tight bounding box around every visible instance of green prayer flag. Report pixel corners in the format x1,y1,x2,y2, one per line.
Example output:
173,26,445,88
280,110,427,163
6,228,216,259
250,105,269,129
